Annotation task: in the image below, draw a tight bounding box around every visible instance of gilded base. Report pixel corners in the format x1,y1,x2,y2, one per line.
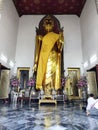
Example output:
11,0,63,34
39,99,57,105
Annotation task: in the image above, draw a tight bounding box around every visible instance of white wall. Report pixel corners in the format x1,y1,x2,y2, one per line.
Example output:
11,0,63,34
56,15,83,75
80,0,98,71
15,15,83,76
0,0,19,73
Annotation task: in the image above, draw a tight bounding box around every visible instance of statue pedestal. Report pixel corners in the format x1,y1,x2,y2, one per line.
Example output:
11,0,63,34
39,99,57,105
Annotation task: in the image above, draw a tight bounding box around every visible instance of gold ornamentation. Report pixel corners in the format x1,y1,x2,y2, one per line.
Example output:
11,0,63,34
58,0,64,4
33,0,40,5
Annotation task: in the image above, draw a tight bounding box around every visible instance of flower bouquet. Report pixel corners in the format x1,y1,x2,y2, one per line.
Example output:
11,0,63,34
77,76,87,88
61,76,66,87
77,76,88,100
27,77,35,88
10,75,20,88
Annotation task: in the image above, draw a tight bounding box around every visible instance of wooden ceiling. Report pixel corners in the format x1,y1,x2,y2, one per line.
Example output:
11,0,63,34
13,0,86,17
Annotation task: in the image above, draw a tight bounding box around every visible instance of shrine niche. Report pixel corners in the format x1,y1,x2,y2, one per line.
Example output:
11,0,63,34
66,68,80,97
87,65,98,97
17,67,30,89
33,15,64,100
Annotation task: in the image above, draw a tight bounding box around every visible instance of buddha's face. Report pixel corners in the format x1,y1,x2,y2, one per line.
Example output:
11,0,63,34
45,23,52,32
43,16,54,32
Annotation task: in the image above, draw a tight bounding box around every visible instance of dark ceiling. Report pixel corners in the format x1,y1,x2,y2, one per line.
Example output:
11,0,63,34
13,0,86,17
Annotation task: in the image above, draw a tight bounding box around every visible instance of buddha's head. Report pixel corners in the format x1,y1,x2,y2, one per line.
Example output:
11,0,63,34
43,15,54,32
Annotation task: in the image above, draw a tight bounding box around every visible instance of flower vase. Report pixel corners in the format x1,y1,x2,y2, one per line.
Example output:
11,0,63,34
78,88,82,99
82,87,87,101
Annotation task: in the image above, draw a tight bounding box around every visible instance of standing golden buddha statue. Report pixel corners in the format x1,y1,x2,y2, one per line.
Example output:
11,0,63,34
33,15,64,97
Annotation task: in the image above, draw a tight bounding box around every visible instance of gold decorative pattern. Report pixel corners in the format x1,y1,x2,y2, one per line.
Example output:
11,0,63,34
23,0,27,3
33,0,40,5
39,99,57,105
58,0,64,4
65,68,80,97
13,0,86,17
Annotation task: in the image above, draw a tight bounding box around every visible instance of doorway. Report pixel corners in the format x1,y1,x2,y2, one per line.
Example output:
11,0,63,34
17,67,30,89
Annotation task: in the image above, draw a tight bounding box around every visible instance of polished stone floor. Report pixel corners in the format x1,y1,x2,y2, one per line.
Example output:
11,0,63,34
0,102,98,130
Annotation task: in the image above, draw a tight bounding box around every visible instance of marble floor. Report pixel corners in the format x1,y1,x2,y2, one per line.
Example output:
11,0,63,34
0,102,98,130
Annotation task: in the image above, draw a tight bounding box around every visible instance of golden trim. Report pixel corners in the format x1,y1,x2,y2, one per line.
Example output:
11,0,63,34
17,67,30,79
68,67,80,70
68,67,80,80
39,99,57,105
66,67,81,98
17,67,30,91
